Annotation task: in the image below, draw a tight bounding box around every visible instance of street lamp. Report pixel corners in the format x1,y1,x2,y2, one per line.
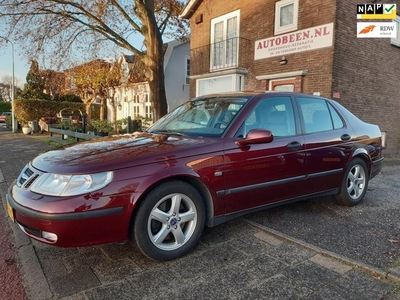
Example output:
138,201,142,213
0,36,16,133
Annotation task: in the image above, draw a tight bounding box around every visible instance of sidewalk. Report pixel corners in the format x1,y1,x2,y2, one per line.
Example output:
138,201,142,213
1,126,400,300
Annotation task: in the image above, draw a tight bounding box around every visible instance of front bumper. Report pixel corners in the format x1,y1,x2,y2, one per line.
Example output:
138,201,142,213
6,187,129,247
7,192,123,221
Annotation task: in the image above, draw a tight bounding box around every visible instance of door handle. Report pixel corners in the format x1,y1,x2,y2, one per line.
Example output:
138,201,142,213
287,141,303,151
341,134,351,141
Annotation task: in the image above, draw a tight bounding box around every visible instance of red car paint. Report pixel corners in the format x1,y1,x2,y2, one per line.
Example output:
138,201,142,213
6,92,383,258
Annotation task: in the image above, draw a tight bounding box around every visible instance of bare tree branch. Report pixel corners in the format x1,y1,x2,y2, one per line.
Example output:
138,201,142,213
0,0,189,120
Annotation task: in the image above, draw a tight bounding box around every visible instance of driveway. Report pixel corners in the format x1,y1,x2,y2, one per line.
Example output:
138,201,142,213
1,129,400,300
247,162,400,272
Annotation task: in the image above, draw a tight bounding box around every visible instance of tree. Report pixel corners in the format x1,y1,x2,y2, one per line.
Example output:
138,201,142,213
40,69,67,100
0,75,21,102
68,59,121,121
0,75,22,102
0,0,188,121
19,60,50,100
0,83,10,102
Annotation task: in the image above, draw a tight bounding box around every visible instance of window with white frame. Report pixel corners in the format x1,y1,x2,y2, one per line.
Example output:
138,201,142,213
274,0,299,35
210,10,240,70
196,74,244,97
144,94,152,120
185,56,190,84
391,15,400,47
133,94,140,117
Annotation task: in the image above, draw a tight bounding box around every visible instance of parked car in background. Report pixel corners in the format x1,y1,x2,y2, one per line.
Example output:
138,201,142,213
6,92,384,261
0,111,11,123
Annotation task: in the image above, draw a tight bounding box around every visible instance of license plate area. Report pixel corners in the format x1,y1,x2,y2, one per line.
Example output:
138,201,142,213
7,200,15,223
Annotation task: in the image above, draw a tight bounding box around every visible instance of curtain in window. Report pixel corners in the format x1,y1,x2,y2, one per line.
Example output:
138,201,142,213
226,16,238,66
212,16,238,69
213,21,224,67
280,4,294,27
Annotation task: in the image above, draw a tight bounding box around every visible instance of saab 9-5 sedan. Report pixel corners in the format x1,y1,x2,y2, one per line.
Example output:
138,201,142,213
7,92,383,261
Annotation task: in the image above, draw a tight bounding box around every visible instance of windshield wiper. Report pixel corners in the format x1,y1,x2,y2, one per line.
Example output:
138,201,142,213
151,130,185,136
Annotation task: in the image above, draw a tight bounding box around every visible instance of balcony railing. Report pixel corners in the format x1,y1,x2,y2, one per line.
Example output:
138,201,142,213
190,37,251,76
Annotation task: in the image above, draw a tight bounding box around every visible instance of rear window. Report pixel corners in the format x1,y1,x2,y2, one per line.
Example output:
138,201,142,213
298,97,344,134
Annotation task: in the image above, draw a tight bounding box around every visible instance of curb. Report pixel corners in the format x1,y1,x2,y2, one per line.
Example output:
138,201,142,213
5,200,53,300
244,219,400,285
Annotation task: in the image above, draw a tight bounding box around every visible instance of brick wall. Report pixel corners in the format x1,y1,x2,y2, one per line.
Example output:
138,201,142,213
189,0,337,97
188,0,244,96
332,0,400,156
247,0,337,97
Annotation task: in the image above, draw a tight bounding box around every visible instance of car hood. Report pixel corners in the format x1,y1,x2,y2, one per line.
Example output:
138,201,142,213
32,133,222,174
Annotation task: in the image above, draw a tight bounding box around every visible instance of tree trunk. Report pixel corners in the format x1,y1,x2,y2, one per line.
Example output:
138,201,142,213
137,0,168,121
100,97,106,120
146,56,167,121
85,95,97,122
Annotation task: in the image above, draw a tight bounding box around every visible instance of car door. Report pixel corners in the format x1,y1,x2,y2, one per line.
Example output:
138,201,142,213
296,96,354,193
221,95,307,214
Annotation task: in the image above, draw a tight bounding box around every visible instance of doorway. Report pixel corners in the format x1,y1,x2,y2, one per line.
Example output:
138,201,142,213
270,78,295,92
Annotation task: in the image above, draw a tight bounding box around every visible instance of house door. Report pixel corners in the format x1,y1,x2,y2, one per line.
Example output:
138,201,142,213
270,79,296,92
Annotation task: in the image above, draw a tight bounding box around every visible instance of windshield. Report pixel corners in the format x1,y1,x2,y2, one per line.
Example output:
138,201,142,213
148,97,249,137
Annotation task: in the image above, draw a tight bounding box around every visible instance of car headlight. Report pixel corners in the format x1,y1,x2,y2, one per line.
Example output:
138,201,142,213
30,171,113,196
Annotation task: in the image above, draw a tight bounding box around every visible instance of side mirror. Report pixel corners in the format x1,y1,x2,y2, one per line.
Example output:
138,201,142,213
235,129,274,147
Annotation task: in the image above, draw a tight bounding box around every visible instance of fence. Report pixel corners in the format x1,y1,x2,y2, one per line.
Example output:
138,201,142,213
49,127,98,145
48,116,142,145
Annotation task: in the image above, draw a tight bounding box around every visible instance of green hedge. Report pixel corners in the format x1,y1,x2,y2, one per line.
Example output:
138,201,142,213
14,98,86,125
0,102,12,113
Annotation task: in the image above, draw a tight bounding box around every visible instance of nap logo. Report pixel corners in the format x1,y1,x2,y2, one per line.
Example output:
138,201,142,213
357,22,397,38
357,4,397,19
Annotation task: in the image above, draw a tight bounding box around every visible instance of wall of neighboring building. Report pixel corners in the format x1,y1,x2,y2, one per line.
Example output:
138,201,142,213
188,0,240,97
332,0,400,157
106,40,191,121
248,0,337,97
164,41,191,111
188,0,337,98
109,82,151,122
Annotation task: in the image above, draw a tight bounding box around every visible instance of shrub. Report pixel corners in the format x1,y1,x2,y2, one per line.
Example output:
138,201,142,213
0,102,11,113
13,98,86,126
90,119,114,135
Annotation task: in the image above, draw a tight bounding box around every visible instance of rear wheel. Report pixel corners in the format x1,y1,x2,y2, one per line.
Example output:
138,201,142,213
133,181,205,261
335,158,368,206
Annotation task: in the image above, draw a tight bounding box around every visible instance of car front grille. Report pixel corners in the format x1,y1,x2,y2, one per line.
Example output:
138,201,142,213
17,165,41,189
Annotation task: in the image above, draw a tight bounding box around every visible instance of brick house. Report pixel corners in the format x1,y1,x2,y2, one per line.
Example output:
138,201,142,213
181,0,400,156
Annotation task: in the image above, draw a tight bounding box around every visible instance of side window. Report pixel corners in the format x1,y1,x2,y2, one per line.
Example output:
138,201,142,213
185,55,190,85
236,96,295,138
328,102,344,129
298,97,340,134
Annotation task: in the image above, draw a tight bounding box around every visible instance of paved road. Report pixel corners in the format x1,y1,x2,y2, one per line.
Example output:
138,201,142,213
1,126,400,300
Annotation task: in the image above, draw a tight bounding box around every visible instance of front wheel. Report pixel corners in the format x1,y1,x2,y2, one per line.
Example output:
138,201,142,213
133,181,205,261
335,158,369,206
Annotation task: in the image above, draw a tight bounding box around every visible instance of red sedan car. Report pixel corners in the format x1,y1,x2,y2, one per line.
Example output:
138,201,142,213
0,111,11,123
7,92,383,261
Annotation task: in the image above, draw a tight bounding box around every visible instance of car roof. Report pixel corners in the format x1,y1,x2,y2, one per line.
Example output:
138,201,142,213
193,91,329,100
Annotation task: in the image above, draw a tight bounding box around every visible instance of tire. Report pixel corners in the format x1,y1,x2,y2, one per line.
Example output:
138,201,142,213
133,181,205,261
335,158,369,206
